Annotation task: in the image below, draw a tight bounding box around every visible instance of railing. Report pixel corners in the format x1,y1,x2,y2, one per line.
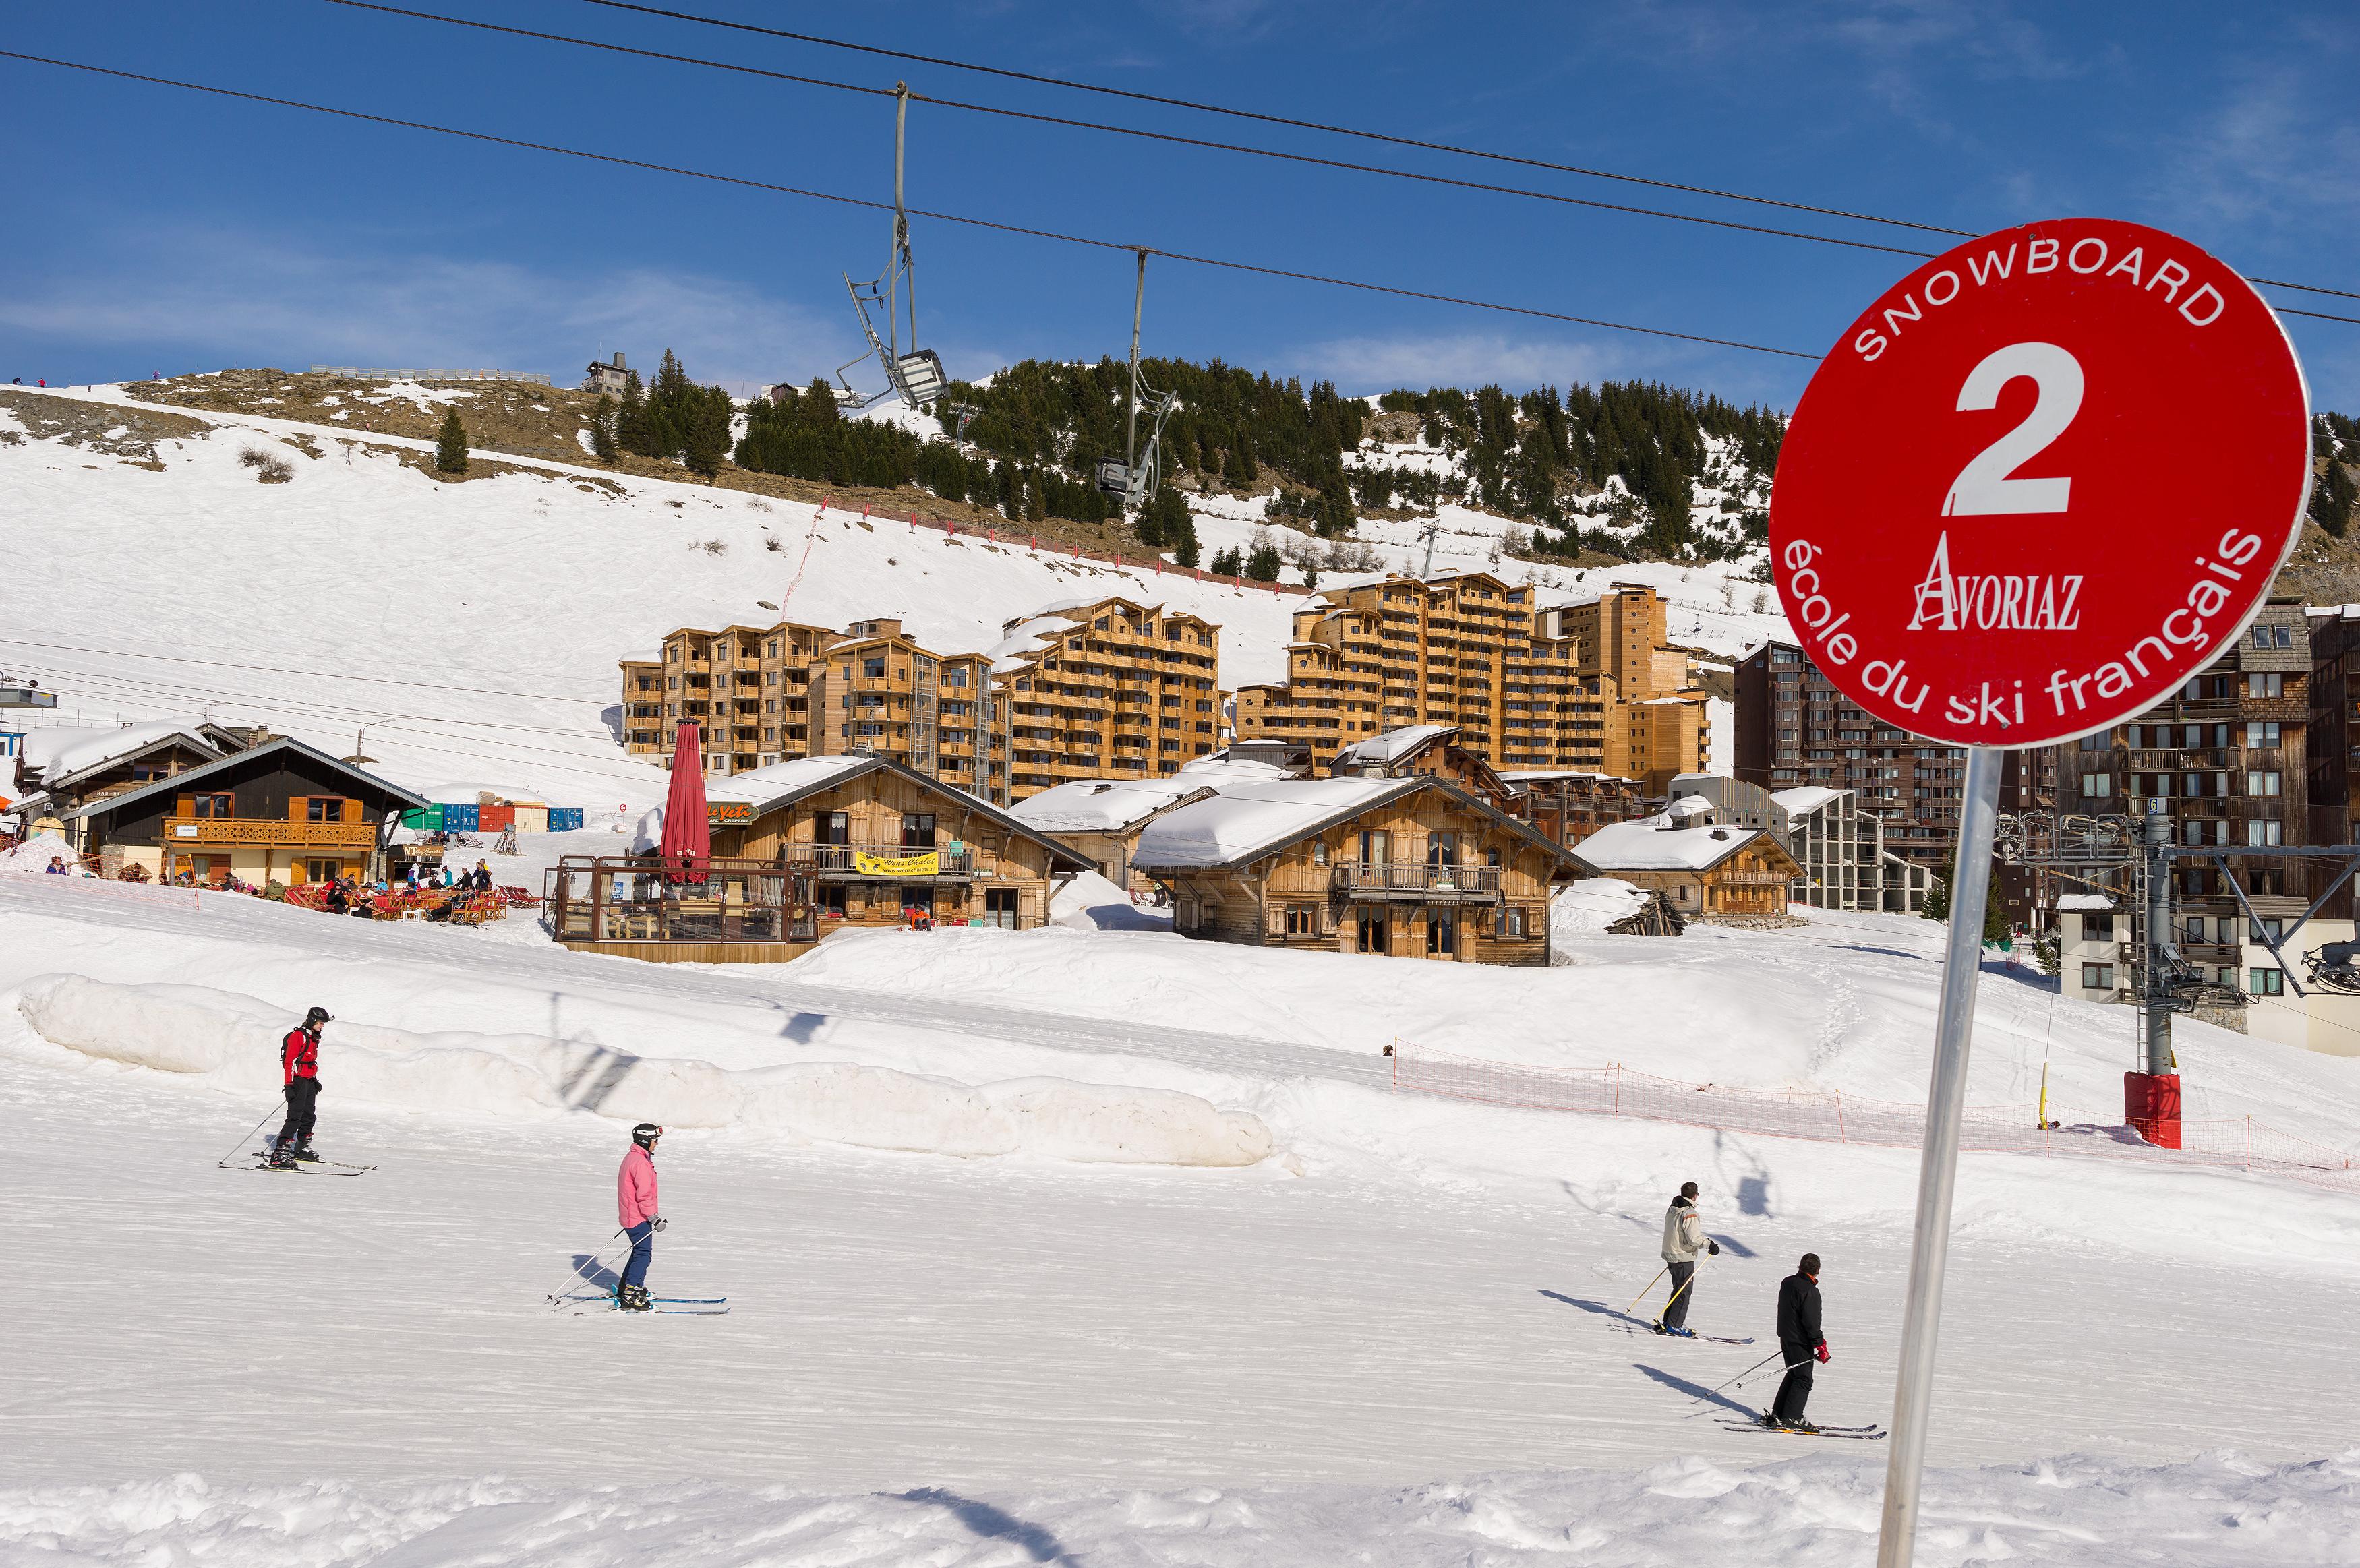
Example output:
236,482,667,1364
159,817,376,847
1331,862,1502,897
800,843,978,875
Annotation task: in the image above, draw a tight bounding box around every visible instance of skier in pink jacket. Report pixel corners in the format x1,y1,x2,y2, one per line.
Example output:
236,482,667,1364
616,1123,663,1311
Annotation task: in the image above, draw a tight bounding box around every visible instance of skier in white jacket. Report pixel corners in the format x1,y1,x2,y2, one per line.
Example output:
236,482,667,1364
1654,1181,1720,1337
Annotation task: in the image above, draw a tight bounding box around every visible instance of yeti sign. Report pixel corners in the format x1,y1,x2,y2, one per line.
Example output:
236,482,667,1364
1769,218,2312,748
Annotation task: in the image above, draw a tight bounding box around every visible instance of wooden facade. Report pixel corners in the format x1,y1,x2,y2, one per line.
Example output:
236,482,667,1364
714,755,1090,937
1571,826,1804,926
1500,770,1651,847
1134,777,1579,966
64,738,424,886
807,620,996,794
989,596,1226,799
1232,574,1704,782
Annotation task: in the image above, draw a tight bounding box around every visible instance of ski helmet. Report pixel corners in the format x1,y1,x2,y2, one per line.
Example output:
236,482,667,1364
304,1006,332,1027
632,1122,663,1150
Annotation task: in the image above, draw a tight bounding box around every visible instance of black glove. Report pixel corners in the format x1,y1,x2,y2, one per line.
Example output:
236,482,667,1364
651,1215,668,1232
1707,1240,1720,1257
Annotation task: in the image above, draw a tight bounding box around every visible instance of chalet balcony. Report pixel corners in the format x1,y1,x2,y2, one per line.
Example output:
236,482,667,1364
800,842,979,879
1331,862,1502,903
162,817,376,849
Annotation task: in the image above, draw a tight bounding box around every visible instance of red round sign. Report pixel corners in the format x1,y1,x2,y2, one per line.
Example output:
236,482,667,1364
1769,218,2312,748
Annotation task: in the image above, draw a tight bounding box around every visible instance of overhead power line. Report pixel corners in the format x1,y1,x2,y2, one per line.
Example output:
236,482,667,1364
322,0,1933,262
0,50,1825,359
0,634,612,706
559,0,2360,309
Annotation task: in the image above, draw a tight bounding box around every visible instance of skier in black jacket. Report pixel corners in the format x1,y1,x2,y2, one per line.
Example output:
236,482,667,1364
1769,1253,1828,1431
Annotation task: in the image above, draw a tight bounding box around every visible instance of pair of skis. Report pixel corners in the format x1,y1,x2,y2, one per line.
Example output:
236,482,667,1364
560,1292,730,1317
1718,1415,1887,1441
219,1153,374,1176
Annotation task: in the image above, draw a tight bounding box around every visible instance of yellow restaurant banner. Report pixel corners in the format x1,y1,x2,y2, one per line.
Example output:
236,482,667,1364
854,850,940,876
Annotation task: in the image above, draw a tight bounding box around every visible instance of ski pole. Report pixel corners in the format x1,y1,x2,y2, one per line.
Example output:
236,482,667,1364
1697,1348,1784,1400
1735,1356,1823,1391
216,1101,285,1167
543,1229,628,1304
1625,1266,1667,1315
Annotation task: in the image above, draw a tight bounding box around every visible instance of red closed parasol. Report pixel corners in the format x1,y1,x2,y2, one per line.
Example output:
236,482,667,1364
659,722,711,882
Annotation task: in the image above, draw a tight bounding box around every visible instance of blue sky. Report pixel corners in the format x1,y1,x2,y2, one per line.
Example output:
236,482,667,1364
4,1,2355,411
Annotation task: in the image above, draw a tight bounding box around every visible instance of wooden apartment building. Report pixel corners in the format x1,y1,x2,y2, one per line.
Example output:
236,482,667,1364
1231,574,1709,790
623,596,1227,806
623,618,999,795
985,597,1225,799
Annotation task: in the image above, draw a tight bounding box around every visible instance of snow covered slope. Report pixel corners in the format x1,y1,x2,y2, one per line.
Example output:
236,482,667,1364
0,385,1305,808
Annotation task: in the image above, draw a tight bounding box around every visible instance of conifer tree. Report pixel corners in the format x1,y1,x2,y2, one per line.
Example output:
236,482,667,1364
1208,544,1241,577
683,384,732,478
616,369,650,457
435,408,469,474
1245,537,1282,582
589,392,618,460
1173,507,1200,568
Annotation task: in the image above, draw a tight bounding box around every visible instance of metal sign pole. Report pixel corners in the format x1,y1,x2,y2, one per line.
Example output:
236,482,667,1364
1875,741,2004,1568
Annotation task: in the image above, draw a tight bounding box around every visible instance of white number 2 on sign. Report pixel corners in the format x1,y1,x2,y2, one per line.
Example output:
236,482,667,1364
1941,340,2083,517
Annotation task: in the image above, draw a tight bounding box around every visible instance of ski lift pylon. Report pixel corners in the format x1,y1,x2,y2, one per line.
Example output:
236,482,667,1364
835,83,949,413
1098,248,1179,510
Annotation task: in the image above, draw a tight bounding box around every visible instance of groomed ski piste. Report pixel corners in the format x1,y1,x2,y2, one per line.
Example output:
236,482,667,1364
6,387,2360,1563
6,863,2360,1566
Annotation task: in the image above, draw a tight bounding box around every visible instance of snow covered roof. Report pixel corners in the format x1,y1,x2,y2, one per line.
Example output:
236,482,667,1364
1497,770,1639,784
1008,777,1216,835
985,613,1084,675
1665,796,1714,819
19,719,221,788
1332,725,1455,769
1133,775,1575,872
64,737,427,820
1572,820,1772,874
1771,785,1846,814
1134,777,1413,868
2055,894,2117,911
705,754,875,806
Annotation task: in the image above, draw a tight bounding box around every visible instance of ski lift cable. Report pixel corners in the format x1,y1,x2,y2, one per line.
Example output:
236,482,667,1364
315,0,1936,264
0,49,1839,356
552,0,2360,307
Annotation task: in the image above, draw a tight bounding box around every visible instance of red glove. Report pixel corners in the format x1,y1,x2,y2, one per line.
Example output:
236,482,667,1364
1815,1343,1831,1364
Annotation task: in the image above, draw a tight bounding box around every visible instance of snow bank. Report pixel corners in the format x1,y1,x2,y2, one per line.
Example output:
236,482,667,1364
14,974,1272,1167
9,1449,2360,1566
0,831,82,874
1552,877,1653,934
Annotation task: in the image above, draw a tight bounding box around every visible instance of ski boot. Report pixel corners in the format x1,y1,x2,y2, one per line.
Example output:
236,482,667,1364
1666,1326,1697,1339
1781,1418,1819,1435
1649,1320,1667,1335
265,1139,298,1170
293,1142,322,1164
618,1284,653,1313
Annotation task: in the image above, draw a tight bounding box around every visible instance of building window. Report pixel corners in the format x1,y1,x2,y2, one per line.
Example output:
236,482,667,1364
2247,721,2281,747
2083,912,2113,940
2081,963,2115,990
2247,672,2284,699
2079,773,2111,798
1502,907,1527,938
2248,771,2281,797
1311,839,1327,866
190,792,233,818
902,813,937,849
2246,818,2282,847
2250,967,2285,996
1425,914,1456,955
305,797,345,824
1285,905,1316,936
2250,917,2285,944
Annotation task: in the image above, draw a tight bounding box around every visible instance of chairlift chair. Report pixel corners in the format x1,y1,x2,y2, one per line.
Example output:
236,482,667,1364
834,84,949,414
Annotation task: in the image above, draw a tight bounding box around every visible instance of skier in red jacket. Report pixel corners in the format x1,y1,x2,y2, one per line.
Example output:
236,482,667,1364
268,1006,332,1167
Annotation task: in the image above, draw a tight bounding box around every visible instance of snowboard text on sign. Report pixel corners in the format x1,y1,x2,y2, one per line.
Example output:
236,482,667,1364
1768,218,2312,748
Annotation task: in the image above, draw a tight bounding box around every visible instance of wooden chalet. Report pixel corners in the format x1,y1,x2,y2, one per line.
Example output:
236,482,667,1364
1006,756,1287,895
1328,724,1515,810
1498,768,1651,847
547,752,1091,963
1131,774,1581,966
1570,820,1804,926
61,737,426,886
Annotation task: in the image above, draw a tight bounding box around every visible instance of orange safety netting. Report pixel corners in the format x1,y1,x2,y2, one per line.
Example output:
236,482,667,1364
1388,1042,2360,1193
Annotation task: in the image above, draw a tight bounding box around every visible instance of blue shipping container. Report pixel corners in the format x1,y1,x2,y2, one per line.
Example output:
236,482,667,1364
441,804,480,832
547,807,584,833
